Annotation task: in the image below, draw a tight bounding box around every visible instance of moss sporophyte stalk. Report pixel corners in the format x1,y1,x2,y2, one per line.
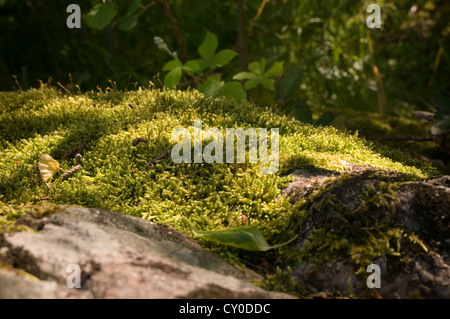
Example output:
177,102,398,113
0,86,436,295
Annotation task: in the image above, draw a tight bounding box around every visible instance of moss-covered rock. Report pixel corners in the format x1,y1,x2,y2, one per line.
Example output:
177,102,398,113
1,86,446,298
287,168,449,298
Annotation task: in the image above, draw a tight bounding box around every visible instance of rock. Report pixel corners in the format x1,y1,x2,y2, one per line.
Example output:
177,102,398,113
287,168,450,298
0,206,293,299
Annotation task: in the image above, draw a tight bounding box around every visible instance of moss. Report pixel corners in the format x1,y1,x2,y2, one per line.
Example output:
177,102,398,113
294,171,428,279
0,261,40,281
332,108,439,170
256,266,302,297
0,202,63,234
0,86,437,292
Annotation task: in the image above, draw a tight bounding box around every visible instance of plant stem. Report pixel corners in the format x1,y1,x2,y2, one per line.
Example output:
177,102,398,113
237,0,248,71
159,0,188,63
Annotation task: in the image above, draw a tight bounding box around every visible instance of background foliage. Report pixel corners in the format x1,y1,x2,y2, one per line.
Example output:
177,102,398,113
0,0,449,170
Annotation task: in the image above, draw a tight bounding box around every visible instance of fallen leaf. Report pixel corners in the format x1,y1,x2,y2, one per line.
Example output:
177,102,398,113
192,226,298,251
38,154,60,183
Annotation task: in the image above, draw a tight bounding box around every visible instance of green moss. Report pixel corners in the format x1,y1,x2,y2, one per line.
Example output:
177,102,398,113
0,202,63,234
256,266,301,297
295,172,428,278
0,86,436,291
332,108,439,168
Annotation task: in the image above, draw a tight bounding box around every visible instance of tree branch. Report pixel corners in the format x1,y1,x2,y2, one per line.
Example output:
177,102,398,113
159,0,188,63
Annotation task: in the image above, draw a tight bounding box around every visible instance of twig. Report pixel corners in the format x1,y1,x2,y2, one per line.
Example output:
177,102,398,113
61,165,82,181
63,143,87,160
253,0,267,21
236,0,248,71
140,1,157,11
132,137,148,146
373,65,386,115
57,82,72,94
365,136,434,142
159,0,188,63
148,150,170,165
12,75,22,90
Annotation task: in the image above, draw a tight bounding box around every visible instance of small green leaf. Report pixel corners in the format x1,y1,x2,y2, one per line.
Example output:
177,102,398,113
127,0,141,15
279,64,302,100
261,78,275,91
164,68,182,88
198,32,218,62
186,59,209,72
183,60,202,73
233,72,258,81
198,76,224,97
259,58,266,74
244,79,261,91
192,226,297,251
218,81,246,101
117,16,137,31
264,61,284,78
213,49,238,67
86,2,118,30
197,60,210,72
163,59,182,71
248,61,262,75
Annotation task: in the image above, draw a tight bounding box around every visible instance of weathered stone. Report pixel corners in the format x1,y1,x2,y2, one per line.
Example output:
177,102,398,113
0,207,293,299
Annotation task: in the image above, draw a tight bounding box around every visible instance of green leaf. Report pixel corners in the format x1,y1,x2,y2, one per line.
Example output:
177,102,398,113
248,61,262,75
164,68,182,88
198,76,224,97
261,78,275,91
218,81,246,101
127,0,141,15
259,58,266,74
264,61,284,78
279,64,302,100
117,16,137,31
213,49,237,67
233,72,258,81
197,60,210,72
244,79,261,91
86,2,118,30
183,60,202,73
292,100,312,123
198,32,218,62
431,116,450,135
192,226,298,251
163,59,182,71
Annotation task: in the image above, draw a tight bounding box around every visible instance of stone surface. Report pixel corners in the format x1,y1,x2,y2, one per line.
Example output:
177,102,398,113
0,207,293,299
287,168,450,298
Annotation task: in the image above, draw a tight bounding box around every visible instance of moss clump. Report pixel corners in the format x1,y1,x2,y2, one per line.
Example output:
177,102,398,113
257,266,301,297
0,202,63,234
0,86,436,289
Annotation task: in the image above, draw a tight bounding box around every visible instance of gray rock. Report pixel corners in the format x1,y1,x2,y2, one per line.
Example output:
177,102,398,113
0,207,293,299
